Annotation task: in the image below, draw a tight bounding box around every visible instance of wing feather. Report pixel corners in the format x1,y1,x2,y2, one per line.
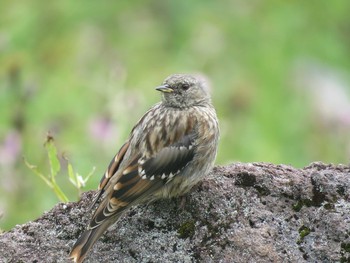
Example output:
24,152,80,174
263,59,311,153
141,133,196,180
89,131,196,229
89,141,129,210
89,112,197,230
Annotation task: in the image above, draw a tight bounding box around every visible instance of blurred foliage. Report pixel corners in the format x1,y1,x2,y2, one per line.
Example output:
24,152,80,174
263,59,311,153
1,0,350,230
24,134,70,203
24,133,95,202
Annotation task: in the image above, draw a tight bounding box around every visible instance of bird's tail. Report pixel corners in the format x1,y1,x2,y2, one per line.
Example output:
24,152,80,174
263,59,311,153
69,221,111,263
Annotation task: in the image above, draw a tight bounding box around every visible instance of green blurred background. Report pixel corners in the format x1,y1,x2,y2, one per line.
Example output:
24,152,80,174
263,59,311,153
1,0,350,230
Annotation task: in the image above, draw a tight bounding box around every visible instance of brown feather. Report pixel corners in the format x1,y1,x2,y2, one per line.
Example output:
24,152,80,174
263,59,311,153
89,141,130,210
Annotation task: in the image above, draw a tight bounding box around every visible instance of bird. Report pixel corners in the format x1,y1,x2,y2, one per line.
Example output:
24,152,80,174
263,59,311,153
69,73,220,263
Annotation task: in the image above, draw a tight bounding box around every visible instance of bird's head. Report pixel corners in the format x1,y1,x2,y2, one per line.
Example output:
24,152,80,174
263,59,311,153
156,74,211,108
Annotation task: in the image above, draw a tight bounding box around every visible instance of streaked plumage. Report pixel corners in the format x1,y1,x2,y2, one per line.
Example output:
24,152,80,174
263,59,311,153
70,74,219,262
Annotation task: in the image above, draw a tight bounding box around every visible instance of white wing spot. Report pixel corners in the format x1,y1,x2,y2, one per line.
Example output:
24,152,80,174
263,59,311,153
161,173,167,179
142,175,147,180
113,183,122,190
150,175,155,181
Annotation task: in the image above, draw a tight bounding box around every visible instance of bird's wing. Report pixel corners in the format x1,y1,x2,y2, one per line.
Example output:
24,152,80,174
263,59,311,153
89,141,130,209
139,133,196,181
89,129,196,229
70,111,198,262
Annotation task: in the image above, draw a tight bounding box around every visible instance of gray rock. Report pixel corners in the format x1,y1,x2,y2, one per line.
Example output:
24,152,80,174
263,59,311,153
0,162,349,262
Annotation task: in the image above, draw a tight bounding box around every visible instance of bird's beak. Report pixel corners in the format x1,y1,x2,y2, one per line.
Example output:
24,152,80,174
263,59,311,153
156,85,174,93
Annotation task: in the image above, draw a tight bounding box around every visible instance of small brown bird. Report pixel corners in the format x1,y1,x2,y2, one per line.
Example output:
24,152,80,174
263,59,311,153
70,74,219,262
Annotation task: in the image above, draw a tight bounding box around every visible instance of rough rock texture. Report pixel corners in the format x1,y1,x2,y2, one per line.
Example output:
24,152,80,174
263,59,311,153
1,162,350,263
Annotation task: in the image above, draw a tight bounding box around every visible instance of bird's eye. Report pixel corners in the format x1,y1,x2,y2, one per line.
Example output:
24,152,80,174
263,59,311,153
182,83,190,90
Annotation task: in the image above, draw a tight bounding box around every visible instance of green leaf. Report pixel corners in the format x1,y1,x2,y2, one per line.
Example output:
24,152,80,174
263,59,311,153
82,166,96,186
52,183,69,203
67,163,78,188
25,134,94,203
24,157,53,188
45,137,61,179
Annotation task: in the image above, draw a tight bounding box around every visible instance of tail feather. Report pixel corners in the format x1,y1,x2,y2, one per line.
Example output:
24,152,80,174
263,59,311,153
69,222,111,263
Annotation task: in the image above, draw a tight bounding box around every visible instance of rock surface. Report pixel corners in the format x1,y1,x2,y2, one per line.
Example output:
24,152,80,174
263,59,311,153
0,162,350,263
